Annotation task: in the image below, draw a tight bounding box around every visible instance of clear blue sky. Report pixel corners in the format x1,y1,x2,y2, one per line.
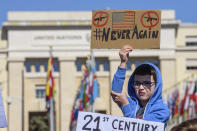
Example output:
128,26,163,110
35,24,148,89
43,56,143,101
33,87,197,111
0,0,197,26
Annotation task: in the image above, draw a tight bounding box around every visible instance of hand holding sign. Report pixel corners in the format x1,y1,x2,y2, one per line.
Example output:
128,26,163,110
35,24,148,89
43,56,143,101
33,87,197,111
119,44,133,68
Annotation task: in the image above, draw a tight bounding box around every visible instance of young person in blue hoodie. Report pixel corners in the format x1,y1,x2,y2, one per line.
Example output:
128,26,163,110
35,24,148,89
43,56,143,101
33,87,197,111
111,45,170,127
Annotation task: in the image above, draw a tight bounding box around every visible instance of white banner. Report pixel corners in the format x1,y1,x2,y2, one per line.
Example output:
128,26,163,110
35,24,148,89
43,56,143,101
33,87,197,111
76,111,164,131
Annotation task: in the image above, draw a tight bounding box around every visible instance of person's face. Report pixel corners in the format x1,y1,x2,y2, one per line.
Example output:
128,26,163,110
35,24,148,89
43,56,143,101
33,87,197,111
134,75,155,104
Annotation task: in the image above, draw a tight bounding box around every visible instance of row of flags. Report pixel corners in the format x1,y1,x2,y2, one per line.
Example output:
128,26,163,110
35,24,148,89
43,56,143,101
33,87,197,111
166,80,197,121
69,53,99,131
45,52,99,131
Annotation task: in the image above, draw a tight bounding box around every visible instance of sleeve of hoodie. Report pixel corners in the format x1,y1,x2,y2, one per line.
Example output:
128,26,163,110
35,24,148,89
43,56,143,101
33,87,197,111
112,67,126,93
112,67,136,118
144,103,170,128
120,97,136,118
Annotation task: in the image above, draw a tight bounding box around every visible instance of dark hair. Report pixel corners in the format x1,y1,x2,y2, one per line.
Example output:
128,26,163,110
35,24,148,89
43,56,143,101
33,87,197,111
171,118,197,131
133,64,157,83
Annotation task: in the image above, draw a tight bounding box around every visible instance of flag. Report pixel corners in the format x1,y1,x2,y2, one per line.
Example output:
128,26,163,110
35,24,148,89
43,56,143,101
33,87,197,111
69,52,99,131
88,53,99,105
190,81,197,113
45,56,56,130
188,81,197,119
46,57,56,110
167,94,172,118
170,89,179,118
184,81,195,113
174,89,179,118
112,11,135,30
180,83,189,115
69,91,81,131
0,88,8,128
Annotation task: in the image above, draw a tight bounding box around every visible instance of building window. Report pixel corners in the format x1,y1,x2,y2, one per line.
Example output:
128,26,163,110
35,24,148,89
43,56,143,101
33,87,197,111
186,42,197,46
35,85,45,99
25,61,31,72
24,58,59,73
126,58,160,71
95,59,109,72
152,60,159,67
96,60,99,71
127,60,131,70
44,61,48,72
185,36,197,46
75,58,109,72
96,59,109,71
103,61,109,71
135,60,141,68
75,58,86,71
187,66,197,70
53,61,59,72
35,62,40,72
76,61,82,71
186,59,197,71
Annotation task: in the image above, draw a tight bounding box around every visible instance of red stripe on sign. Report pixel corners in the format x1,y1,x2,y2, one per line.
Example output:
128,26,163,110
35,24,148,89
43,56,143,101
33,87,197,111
113,28,134,30
124,14,135,16
123,18,134,20
113,26,134,28
113,23,135,25
123,20,134,22
124,12,135,14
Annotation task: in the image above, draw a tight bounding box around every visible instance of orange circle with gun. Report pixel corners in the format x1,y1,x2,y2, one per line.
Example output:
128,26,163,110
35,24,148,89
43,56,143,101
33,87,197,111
141,11,159,28
93,11,109,27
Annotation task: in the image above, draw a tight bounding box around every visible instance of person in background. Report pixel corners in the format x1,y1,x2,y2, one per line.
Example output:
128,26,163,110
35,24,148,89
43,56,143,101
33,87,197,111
171,118,197,131
111,45,170,127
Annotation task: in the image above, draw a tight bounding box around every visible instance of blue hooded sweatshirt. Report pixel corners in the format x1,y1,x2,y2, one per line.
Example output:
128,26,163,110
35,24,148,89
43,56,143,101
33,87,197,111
112,63,170,127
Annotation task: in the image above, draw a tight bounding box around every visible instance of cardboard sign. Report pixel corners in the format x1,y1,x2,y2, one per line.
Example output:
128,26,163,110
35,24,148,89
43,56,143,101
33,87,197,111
76,112,164,131
91,10,161,49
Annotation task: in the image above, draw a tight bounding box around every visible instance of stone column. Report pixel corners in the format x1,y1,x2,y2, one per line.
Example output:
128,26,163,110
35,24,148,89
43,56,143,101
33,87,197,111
160,56,176,89
8,58,24,131
109,56,123,116
59,57,77,131
176,57,186,82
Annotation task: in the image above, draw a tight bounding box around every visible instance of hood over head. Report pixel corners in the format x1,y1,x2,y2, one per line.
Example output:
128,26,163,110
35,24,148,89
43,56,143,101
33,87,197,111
128,63,162,104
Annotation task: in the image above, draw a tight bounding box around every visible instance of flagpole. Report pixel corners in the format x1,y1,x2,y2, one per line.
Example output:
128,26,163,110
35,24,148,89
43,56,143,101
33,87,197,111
49,46,54,131
50,98,54,131
22,69,24,131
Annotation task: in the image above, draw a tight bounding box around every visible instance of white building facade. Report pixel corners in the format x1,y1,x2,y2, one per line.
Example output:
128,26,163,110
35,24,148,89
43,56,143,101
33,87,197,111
0,10,196,131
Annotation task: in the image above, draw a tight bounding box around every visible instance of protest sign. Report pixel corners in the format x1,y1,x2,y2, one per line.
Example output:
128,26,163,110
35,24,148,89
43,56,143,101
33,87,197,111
91,10,161,49
76,112,164,131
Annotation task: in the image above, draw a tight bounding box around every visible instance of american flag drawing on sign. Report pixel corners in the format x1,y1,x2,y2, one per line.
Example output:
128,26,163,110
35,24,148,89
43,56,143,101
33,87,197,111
112,11,135,30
